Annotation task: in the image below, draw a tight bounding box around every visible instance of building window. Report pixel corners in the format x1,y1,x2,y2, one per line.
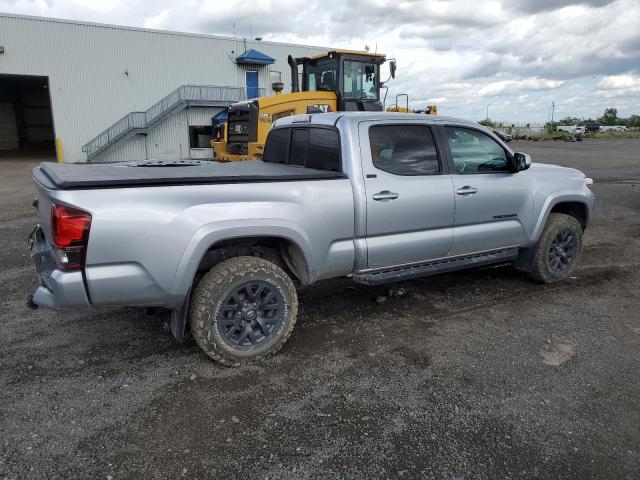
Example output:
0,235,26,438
269,70,282,85
189,126,212,148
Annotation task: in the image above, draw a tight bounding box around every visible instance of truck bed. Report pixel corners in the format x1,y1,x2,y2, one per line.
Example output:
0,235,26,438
34,160,345,190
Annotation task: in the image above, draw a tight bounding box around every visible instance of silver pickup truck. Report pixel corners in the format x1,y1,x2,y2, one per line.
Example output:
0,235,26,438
29,112,594,366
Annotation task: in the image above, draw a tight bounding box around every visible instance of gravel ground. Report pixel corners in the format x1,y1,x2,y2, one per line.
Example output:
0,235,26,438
1,138,639,480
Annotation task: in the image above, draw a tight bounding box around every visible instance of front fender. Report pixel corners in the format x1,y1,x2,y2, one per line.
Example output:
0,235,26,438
167,219,314,306
530,190,594,243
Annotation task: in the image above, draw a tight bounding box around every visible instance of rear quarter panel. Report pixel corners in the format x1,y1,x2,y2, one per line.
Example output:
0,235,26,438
46,179,355,308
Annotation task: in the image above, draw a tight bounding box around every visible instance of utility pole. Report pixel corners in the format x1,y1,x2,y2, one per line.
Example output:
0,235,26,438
486,103,492,121
550,102,555,123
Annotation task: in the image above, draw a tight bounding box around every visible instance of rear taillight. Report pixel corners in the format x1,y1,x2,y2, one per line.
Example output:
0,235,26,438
51,204,92,270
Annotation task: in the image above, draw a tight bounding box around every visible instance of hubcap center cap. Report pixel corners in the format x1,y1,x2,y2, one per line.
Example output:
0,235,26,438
244,308,257,320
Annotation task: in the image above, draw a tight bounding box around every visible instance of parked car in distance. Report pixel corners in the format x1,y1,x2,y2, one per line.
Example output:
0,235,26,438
558,125,586,134
600,125,629,132
585,123,601,133
29,112,595,366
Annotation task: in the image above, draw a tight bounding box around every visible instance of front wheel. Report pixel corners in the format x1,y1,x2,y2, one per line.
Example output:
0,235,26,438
529,213,583,283
189,256,298,366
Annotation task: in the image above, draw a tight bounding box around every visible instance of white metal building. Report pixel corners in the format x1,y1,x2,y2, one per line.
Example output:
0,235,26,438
0,13,327,163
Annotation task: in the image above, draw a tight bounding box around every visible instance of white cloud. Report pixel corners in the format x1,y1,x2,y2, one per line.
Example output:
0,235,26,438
1,0,639,121
478,79,565,97
597,74,640,90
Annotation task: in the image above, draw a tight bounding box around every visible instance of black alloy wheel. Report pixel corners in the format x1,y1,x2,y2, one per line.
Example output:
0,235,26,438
547,229,577,274
217,281,284,347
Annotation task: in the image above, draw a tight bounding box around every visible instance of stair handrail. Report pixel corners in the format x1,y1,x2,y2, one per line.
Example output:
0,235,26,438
82,85,262,158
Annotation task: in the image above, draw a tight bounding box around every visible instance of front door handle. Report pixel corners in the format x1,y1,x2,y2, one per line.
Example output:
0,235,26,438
456,186,478,196
372,190,399,201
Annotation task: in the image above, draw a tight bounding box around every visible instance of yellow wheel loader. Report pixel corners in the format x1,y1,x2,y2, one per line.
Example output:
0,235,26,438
386,94,438,115
212,50,395,161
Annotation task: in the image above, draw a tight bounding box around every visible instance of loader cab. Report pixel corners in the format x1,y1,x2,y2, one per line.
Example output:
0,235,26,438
299,51,386,111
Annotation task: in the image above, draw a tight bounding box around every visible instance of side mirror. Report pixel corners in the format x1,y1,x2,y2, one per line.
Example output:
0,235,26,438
389,60,397,79
513,152,532,171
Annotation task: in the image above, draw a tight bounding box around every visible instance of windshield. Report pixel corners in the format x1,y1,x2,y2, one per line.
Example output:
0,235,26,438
343,60,378,101
305,58,339,92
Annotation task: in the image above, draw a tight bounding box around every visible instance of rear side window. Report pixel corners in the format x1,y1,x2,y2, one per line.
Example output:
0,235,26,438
307,129,340,171
263,127,341,172
368,125,440,175
290,129,309,167
262,128,289,164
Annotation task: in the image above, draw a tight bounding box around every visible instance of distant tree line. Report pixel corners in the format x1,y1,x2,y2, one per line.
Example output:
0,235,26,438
479,108,640,129
548,108,640,128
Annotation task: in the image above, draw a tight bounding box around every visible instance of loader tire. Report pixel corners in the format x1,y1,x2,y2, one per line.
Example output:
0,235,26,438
189,256,298,366
529,213,583,283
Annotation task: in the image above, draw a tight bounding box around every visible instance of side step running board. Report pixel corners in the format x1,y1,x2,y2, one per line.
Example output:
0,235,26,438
353,248,519,285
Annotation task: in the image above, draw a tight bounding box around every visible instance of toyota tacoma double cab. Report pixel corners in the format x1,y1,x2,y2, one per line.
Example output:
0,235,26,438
29,112,594,366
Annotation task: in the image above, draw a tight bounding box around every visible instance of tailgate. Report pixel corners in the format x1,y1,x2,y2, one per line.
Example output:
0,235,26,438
32,165,56,245
29,166,92,309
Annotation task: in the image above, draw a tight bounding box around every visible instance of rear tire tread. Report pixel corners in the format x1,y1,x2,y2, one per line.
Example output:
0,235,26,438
189,256,298,366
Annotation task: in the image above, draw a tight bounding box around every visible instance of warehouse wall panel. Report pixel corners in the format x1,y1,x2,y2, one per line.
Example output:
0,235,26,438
186,106,224,126
94,132,147,163
0,14,329,162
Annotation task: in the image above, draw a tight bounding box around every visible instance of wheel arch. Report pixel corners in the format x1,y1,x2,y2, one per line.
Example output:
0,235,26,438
516,195,589,274
169,224,315,306
531,192,592,243
194,235,312,285
549,202,588,230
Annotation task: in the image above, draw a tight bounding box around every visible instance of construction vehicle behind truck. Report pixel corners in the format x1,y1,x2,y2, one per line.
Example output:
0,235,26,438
386,94,438,115
212,50,395,161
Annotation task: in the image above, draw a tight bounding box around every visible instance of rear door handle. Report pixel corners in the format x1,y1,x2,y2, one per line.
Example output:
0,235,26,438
372,190,399,201
456,186,478,196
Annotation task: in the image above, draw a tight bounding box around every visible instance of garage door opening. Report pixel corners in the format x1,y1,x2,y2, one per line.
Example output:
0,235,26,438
0,75,56,161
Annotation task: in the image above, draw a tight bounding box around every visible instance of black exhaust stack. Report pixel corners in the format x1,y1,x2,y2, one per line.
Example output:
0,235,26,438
288,55,299,93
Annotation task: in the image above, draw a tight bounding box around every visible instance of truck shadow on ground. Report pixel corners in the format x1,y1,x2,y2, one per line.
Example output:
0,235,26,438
25,260,626,374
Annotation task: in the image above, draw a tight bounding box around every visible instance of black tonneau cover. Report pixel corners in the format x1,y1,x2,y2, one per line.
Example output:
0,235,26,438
34,160,345,190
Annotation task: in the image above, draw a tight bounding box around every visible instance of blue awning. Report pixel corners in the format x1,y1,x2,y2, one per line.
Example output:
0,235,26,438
235,49,275,66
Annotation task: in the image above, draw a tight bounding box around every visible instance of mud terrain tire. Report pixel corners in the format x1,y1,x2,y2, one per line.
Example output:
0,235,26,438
190,256,298,366
530,213,583,283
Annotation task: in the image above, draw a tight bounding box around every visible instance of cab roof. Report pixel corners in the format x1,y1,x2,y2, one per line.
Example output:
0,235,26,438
304,49,387,61
273,111,481,129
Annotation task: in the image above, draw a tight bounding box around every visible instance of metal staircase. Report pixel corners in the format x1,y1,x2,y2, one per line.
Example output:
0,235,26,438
82,85,265,161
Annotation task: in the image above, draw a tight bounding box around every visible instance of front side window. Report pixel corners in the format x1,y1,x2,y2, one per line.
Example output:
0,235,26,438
343,61,378,100
368,125,440,176
445,126,510,174
305,58,338,92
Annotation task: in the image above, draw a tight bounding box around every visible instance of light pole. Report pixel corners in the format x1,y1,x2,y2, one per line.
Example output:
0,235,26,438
486,103,492,121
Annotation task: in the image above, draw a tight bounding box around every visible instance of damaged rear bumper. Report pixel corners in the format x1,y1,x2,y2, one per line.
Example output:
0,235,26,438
29,226,91,310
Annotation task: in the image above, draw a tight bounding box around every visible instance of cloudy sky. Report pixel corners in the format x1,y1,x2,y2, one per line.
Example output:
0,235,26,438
2,0,640,122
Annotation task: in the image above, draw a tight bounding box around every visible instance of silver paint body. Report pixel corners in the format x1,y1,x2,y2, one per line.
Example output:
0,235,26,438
31,112,595,310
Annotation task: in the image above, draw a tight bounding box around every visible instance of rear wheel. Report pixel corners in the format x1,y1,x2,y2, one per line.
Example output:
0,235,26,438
530,213,583,283
189,256,298,366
